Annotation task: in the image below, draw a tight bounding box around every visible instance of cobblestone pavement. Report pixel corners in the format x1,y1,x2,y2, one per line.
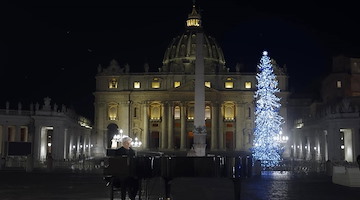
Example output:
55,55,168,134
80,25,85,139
1,170,360,200
0,169,110,200
240,171,360,200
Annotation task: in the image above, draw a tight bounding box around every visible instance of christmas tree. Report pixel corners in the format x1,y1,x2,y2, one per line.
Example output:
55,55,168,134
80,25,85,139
252,51,284,168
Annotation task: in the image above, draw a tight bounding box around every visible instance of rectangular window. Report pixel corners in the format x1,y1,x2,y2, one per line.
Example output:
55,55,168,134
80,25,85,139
152,81,160,89
245,81,252,89
134,81,141,89
225,82,234,89
8,127,15,142
20,127,27,142
174,81,181,88
337,80,342,88
205,81,211,88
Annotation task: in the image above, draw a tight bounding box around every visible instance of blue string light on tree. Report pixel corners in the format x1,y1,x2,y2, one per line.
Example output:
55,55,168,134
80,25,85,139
251,51,284,168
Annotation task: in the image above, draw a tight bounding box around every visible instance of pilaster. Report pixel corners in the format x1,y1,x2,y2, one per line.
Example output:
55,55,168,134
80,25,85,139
168,102,174,149
211,102,218,150
143,102,149,149
161,102,168,149
180,102,186,150
218,103,224,150
235,102,244,150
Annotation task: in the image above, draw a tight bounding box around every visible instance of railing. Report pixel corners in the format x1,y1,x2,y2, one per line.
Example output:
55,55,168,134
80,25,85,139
259,159,327,174
1,156,104,173
0,109,32,116
1,155,331,176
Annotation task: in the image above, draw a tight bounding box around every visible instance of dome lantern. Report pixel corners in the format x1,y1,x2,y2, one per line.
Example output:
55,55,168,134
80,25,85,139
162,3,226,74
186,4,201,29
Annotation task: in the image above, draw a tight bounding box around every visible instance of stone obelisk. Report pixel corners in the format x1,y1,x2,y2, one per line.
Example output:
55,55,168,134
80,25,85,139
193,31,207,156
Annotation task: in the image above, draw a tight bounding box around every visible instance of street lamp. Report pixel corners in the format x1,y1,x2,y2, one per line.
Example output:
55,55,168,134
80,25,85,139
131,137,142,148
111,129,127,148
275,131,289,143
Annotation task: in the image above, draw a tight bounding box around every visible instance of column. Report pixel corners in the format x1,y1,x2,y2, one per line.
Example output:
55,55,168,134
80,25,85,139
123,101,132,136
33,125,41,161
63,129,70,160
128,101,132,136
180,102,186,150
218,103,224,150
76,134,81,158
53,126,65,160
168,102,174,149
353,127,360,160
161,102,168,149
328,127,341,161
85,133,91,158
93,102,106,157
211,103,218,150
143,102,149,149
1,125,7,157
235,102,244,150
16,126,21,141
70,134,76,160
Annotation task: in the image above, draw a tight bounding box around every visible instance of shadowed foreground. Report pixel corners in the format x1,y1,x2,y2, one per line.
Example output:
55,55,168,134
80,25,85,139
1,170,360,200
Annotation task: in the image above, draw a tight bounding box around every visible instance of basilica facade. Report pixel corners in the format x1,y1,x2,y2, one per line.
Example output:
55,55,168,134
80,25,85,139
92,5,290,157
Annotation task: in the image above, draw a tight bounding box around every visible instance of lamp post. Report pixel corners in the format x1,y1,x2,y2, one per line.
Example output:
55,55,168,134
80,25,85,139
111,129,142,149
275,130,289,144
131,137,142,148
111,129,125,148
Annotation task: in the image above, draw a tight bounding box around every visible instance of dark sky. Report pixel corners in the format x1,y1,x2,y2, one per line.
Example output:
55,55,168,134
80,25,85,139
2,0,360,121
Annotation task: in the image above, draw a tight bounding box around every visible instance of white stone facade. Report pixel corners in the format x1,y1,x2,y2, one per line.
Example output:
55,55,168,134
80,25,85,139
0,97,92,163
289,55,360,163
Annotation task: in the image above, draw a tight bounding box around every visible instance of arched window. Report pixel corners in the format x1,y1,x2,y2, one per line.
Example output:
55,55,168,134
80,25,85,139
109,78,118,89
174,106,180,119
205,106,211,119
224,102,235,120
108,103,118,120
188,106,194,120
150,103,161,120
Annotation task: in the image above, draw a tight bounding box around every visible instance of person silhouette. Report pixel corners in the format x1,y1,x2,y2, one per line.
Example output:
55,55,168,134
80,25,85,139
115,137,138,200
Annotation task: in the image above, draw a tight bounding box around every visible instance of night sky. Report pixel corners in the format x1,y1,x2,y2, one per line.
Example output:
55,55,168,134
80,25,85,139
3,0,360,121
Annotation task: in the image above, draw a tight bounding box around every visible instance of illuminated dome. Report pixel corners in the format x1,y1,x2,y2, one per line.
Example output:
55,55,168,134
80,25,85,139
162,4,226,74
